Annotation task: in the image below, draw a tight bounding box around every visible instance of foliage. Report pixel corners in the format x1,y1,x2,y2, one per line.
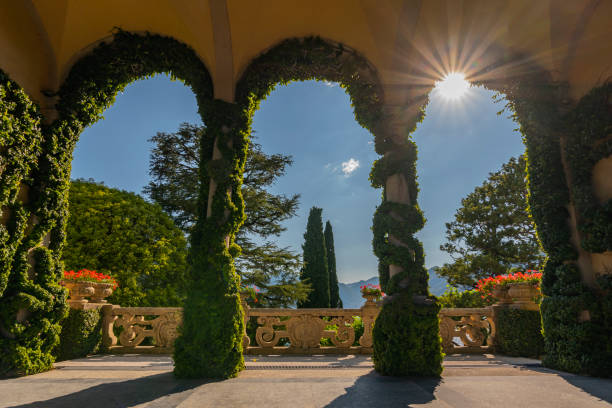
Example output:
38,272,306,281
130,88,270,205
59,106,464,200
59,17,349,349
437,287,490,308
62,180,187,307
62,269,118,288
0,69,68,377
324,221,342,308
299,207,330,308
438,271,542,308
495,308,544,358
320,317,364,346
145,123,308,308
55,308,102,361
351,316,364,346
240,285,260,305
238,243,310,307
436,156,545,288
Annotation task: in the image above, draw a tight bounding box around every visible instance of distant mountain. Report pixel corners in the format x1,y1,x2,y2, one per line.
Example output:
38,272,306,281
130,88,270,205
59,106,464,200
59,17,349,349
428,268,448,297
338,276,379,309
338,268,447,308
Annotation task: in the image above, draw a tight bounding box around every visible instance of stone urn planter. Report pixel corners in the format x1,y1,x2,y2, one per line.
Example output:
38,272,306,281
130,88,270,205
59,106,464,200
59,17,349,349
492,286,512,305
91,282,114,303
507,282,540,310
61,280,114,308
362,294,379,305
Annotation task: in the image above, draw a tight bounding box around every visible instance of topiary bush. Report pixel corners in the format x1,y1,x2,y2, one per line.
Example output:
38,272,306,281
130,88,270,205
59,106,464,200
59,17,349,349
495,308,544,358
55,308,102,361
373,292,443,376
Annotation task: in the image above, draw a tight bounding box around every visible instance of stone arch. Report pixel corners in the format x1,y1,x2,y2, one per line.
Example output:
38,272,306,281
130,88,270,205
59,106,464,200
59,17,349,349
0,30,216,376
232,36,444,376
392,39,610,375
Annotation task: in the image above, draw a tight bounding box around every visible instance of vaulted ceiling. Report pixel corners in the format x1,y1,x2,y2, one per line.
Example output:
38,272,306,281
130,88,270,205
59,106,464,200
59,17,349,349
1,0,610,115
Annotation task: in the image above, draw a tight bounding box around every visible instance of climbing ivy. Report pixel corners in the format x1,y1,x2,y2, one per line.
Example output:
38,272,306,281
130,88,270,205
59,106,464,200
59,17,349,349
0,69,69,377
370,106,443,376
173,99,247,378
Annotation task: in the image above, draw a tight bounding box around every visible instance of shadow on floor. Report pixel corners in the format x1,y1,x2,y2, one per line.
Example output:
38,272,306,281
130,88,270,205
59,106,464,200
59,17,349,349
560,375,612,404
324,372,442,407
10,372,214,408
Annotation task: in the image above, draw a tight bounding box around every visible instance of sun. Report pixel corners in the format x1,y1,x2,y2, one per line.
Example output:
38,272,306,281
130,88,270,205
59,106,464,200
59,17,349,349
434,72,471,101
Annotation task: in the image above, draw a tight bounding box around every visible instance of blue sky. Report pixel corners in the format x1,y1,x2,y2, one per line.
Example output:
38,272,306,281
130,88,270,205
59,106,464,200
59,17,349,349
71,75,525,283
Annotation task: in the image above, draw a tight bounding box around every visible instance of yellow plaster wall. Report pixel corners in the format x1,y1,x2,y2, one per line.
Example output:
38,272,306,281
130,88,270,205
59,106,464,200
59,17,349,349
227,0,404,83
0,1,53,102
3,0,611,106
31,0,217,89
565,0,612,101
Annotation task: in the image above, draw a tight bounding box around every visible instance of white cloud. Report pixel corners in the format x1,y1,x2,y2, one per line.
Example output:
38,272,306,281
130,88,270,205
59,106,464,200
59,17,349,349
341,158,360,176
323,80,337,87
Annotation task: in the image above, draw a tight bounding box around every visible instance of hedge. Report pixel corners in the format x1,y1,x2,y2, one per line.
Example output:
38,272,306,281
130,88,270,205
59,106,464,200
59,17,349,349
55,308,102,361
495,308,544,358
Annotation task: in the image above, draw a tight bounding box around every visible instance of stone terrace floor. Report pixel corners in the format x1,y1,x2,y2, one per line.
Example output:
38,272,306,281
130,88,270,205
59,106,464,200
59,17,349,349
1,354,610,407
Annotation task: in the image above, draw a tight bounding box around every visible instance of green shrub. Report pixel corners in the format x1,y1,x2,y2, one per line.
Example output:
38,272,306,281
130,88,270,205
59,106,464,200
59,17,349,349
63,180,189,307
438,287,490,308
352,316,364,346
319,317,364,347
373,293,443,377
55,309,102,361
496,308,544,358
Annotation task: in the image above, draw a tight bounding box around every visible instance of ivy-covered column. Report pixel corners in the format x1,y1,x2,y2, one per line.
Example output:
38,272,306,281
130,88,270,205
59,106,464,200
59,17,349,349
0,70,69,376
173,100,247,378
502,73,611,377
370,120,443,377
1,31,219,377
546,82,611,376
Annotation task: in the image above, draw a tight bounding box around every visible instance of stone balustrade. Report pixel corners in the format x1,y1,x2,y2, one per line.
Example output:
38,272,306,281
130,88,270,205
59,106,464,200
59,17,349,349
101,305,182,354
99,298,520,355
439,308,496,354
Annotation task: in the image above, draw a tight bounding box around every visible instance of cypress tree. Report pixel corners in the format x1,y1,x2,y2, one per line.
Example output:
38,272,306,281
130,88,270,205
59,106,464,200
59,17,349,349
324,221,342,308
298,207,330,308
